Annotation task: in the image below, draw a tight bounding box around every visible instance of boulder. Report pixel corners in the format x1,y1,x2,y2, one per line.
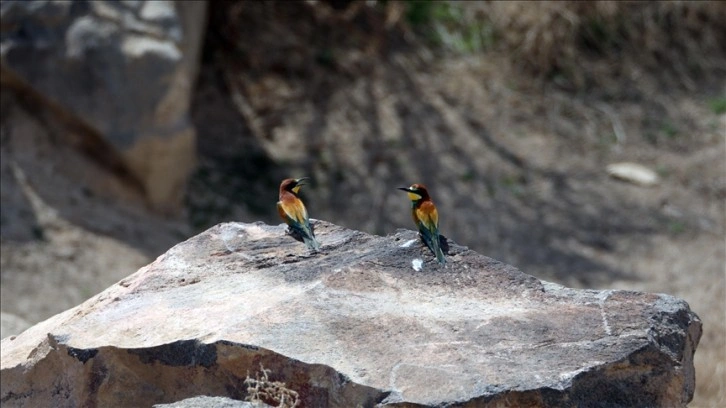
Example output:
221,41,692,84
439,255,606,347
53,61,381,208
0,0,207,213
0,221,701,407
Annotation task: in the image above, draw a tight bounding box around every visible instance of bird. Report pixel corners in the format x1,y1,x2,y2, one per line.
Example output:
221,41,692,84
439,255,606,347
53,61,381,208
398,183,446,264
277,177,320,251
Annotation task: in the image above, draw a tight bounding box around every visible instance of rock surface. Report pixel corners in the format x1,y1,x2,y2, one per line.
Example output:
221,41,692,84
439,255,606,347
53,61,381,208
0,221,701,407
154,396,270,408
0,0,206,212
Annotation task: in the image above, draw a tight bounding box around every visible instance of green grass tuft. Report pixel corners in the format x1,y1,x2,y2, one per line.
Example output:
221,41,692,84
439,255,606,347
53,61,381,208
708,96,726,114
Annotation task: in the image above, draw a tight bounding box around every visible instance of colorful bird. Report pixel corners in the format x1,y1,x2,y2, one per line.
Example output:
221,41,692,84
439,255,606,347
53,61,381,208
277,177,320,251
398,183,446,264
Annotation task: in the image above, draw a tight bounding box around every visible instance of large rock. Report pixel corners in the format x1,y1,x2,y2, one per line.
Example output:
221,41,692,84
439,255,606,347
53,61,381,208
0,221,701,407
0,0,206,213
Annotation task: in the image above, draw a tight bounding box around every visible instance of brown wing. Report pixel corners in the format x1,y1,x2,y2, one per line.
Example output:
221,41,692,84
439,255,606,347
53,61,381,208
415,200,439,231
277,201,288,221
278,195,309,225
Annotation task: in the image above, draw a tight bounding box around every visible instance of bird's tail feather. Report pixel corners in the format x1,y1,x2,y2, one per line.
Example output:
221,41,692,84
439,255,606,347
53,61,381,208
303,235,321,251
421,229,446,265
288,221,320,251
431,234,446,264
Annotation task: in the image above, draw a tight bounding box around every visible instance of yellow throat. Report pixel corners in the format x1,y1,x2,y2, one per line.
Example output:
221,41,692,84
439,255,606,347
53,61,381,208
407,192,422,201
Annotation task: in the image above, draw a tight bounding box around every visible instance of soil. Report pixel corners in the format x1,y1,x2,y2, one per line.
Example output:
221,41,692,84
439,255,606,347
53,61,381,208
1,2,724,405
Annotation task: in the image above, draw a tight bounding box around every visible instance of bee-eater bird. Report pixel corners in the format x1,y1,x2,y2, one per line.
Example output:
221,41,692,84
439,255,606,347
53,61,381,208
398,184,446,264
277,177,320,251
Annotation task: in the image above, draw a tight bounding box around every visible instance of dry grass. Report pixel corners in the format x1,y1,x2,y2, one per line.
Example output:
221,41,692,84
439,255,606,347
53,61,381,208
465,1,726,84
244,365,300,408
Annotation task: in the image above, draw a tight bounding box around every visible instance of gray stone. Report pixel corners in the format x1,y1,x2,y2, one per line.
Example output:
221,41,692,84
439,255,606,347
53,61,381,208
0,221,701,407
140,1,177,24
0,0,206,213
154,396,269,408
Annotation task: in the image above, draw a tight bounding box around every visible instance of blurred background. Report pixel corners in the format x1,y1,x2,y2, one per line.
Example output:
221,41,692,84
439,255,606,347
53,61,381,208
1,0,723,405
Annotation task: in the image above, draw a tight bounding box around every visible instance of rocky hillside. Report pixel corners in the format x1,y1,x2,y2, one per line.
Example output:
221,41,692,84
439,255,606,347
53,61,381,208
1,1,724,405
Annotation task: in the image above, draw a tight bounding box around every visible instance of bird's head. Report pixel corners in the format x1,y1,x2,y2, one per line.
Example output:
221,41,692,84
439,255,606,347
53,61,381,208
280,177,309,195
398,183,430,202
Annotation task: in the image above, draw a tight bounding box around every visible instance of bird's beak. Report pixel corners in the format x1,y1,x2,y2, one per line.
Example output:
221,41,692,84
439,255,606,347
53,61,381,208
295,177,310,186
398,187,412,192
